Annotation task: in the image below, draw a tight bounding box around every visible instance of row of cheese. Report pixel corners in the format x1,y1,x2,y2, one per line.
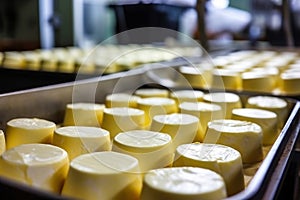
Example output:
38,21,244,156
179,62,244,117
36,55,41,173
0,88,289,199
0,45,201,74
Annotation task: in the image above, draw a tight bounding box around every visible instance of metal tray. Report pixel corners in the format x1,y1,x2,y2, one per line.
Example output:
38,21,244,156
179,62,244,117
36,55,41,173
0,62,299,200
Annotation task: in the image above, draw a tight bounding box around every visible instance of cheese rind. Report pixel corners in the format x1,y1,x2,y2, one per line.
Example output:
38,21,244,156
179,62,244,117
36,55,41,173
140,167,227,200
113,130,173,171
173,143,244,196
53,126,111,160
6,118,56,149
105,93,141,108
63,103,105,127
204,119,263,163
61,151,142,200
0,144,69,193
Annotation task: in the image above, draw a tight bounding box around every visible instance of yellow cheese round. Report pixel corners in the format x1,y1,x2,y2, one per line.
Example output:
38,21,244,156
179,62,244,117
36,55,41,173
0,130,6,155
179,102,223,142
280,72,300,94
178,66,211,89
232,108,278,145
63,103,105,127
173,143,244,196
134,88,169,98
204,119,263,163
150,113,199,150
241,72,274,93
203,92,242,119
101,107,145,139
112,130,173,172
53,126,111,160
105,93,141,108
0,144,69,193
137,97,177,127
246,96,288,128
170,90,204,105
6,118,56,149
140,167,227,200
61,151,142,200
211,69,241,90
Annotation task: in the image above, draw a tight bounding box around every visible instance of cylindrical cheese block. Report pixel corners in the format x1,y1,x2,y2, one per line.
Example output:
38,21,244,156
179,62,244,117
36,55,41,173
179,102,223,141
204,119,263,164
246,96,288,128
61,151,142,200
134,88,169,98
112,130,173,172
137,97,177,127
178,66,211,89
279,72,300,95
241,72,274,93
0,130,6,155
150,113,199,150
0,144,69,193
63,103,105,127
203,92,242,119
105,93,141,108
140,167,227,200
232,108,278,145
211,69,241,90
5,118,56,149
101,107,145,139
170,90,204,105
173,143,244,196
53,126,111,160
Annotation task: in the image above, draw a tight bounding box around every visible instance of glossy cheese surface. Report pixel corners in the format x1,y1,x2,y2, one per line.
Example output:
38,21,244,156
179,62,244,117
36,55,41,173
6,118,56,149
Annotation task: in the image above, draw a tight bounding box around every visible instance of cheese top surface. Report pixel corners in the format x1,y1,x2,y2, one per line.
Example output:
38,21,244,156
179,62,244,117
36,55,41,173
179,102,221,112
242,72,269,79
70,151,139,174
137,97,175,106
114,130,171,152
2,144,67,165
104,107,144,116
176,143,240,162
232,108,277,119
207,119,262,134
179,66,204,75
106,93,140,101
134,88,169,97
170,90,204,99
281,71,300,79
55,126,109,138
153,113,199,125
247,96,287,108
203,92,240,103
67,103,104,110
7,118,55,130
144,167,225,194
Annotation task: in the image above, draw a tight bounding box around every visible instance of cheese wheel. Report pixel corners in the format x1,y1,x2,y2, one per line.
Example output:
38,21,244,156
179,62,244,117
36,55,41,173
170,90,204,105
141,167,227,200
204,119,263,163
203,92,242,119
246,96,288,128
63,103,104,127
179,102,223,142
134,88,169,98
105,93,141,108
211,69,241,90
232,108,278,145
178,66,211,89
137,97,177,127
112,130,173,172
101,107,145,139
242,71,274,93
173,143,244,196
5,118,56,149
150,113,199,150
53,126,111,160
61,151,142,200
0,130,6,155
280,72,300,95
0,144,69,193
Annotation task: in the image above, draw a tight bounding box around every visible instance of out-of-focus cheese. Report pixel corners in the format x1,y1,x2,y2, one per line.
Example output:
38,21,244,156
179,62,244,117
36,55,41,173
178,66,211,89
232,108,278,145
63,103,105,127
61,151,142,200
53,126,111,160
211,69,241,90
5,118,56,149
112,130,173,172
0,144,69,193
280,72,300,95
105,93,141,108
134,88,169,98
204,119,263,164
170,90,204,105
0,130,6,155
140,167,227,200
173,143,244,196
241,72,274,93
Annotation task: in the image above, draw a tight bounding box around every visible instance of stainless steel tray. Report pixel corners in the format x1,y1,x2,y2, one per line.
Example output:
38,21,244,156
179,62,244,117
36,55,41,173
0,63,299,200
